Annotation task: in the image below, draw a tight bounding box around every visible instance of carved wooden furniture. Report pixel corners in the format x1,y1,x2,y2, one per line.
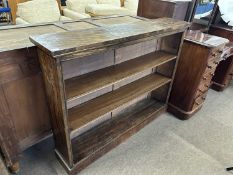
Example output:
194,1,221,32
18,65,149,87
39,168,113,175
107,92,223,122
138,0,193,21
209,25,233,91
0,24,66,173
168,30,229,120
30,18,189,174
0,15,145,173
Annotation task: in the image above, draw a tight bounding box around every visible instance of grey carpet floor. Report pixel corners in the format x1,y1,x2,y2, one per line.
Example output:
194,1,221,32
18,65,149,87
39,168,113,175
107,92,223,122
0,157,9,175
17,83,233,175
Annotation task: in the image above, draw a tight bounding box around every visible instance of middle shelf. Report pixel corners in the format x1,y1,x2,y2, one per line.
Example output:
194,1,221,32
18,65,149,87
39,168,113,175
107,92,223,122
68,73,171,137
65,51,176,109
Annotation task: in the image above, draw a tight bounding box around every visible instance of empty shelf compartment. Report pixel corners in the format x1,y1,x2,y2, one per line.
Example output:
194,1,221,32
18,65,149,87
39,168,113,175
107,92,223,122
72,99,166,163
65,51,176,108
68,73,171,137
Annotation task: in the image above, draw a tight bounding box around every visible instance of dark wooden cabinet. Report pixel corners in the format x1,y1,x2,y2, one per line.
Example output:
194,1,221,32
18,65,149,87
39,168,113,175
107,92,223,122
209,26,233,91
168,30,228,119
31,18,189,174
138,0,193,21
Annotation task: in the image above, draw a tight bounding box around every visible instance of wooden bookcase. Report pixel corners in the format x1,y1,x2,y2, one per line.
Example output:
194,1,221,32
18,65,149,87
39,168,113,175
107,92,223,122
30,18,189,174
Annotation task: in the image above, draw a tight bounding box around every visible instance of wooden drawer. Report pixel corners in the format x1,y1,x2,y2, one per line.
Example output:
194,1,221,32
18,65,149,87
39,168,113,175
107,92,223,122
195,74,212,98
209,48,224,61
193,91,208,110
197,80,210,95
203,59,219,77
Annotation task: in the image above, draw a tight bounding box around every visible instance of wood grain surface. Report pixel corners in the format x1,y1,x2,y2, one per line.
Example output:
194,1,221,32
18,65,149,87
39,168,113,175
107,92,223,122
30,18,190,56
72,100,165,163
65,51,176,101
68,74,171,134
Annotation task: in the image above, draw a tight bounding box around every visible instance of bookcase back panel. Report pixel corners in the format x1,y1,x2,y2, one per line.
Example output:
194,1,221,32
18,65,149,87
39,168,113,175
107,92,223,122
67,85,113,109
156,59,176,78
62,50,114,80
115,39,158,64
159,33,183,54
112,93,150,118
113,69,153,90
151,83,170,103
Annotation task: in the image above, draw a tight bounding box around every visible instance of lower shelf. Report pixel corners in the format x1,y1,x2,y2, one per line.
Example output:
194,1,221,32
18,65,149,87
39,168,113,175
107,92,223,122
68,73,171,136
71,99,166,164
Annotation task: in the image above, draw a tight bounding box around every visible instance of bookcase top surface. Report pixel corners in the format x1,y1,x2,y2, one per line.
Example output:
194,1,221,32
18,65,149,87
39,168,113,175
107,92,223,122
30,18,190,57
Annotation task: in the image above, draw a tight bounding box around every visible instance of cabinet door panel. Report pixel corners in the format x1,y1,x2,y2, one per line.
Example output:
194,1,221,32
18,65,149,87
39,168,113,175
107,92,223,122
2,75,51,149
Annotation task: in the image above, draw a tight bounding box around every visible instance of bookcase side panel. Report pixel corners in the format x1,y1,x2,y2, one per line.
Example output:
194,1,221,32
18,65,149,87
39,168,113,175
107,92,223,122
37,49,73,167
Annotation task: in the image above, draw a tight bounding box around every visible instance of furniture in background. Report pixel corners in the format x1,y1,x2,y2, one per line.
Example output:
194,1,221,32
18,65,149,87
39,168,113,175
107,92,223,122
168,30,228,120
138,0,193,21
30,17,189,174
63,0,138,19
0,0,12,23
208,2,233,91
0,15,166,173
15,0,71,25
7,0,62,24
189,0,219,31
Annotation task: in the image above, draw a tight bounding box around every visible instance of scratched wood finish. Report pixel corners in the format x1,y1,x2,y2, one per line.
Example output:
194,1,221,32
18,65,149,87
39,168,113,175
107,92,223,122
31,17,188,174
168,31,228,120
37,49,73,166
0,25,66,52
30,18,190,56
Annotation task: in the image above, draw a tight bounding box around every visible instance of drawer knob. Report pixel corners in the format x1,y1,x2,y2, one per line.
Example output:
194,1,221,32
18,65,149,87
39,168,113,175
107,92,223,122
198,89,203,92
212,53,217,57
195,102,200,105
218,50,223,54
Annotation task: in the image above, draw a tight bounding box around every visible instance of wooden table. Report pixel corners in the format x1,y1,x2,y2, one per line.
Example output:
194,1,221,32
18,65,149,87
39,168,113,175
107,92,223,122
0,15,146,173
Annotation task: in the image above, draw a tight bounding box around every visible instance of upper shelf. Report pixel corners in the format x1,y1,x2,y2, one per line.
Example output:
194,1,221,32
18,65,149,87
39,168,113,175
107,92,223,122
68,73,171,136
65,51,176,106
30,18,190,57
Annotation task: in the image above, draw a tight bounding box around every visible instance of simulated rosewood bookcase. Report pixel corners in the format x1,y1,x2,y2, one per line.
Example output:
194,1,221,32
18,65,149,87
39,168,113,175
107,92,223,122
30,18,189,174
